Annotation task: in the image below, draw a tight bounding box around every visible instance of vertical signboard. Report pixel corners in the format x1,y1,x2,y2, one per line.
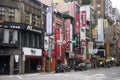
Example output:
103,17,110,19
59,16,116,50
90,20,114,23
55,27,60,56
82,10,86,27
65,19,70,50
44,36,49,49
88,42,93,54
104,19,108,28
96,19,104,42
92,25,98,39
75,13,80,34
46,7,53,36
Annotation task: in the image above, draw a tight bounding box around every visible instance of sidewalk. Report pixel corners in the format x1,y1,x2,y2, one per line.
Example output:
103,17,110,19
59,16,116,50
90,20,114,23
0,71,55,77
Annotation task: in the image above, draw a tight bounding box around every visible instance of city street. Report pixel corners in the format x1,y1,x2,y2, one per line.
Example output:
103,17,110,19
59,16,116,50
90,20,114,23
0,67,120,80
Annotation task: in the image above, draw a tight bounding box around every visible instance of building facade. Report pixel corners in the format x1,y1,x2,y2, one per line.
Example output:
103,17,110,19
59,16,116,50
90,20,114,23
92,0,114,62
0,0,45,75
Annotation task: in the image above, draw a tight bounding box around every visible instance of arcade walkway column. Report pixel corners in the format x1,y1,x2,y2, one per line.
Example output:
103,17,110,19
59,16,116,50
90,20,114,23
10,55,14,75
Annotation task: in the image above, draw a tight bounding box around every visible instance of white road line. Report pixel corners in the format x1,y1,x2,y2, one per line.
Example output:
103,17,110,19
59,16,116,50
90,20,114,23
17,76,22,79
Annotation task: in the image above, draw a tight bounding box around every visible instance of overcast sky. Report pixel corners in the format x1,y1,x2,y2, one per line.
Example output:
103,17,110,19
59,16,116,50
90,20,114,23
111,0,120,11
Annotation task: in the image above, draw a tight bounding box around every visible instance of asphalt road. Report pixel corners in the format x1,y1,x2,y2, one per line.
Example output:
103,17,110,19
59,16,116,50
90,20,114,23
0,67,120,80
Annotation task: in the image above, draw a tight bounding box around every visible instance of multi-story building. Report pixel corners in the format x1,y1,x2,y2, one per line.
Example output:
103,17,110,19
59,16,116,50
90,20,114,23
80,4,98,68
112,8,120,64
92,0,114,62
0,0,45,75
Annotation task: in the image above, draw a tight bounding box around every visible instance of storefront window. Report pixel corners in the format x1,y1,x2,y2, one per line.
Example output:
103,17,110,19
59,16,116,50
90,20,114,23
9,30,18,44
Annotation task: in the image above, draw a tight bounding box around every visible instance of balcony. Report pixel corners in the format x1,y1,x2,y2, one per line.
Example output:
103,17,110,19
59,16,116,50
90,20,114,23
0,41,19,48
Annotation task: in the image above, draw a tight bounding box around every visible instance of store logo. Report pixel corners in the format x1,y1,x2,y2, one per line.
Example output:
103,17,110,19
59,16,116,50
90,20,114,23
31,49,36,55
27,25,32,30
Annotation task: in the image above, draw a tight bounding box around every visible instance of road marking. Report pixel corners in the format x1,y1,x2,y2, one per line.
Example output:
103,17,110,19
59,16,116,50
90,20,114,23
17,76,22,79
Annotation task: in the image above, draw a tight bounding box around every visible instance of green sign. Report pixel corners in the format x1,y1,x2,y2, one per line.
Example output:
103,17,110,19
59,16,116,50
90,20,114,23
48,48,51,58
69,40,76,43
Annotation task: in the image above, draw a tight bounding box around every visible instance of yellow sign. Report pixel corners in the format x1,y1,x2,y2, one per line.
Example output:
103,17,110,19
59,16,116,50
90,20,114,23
53,0,64,3
104,19,108,28
92,25,98,38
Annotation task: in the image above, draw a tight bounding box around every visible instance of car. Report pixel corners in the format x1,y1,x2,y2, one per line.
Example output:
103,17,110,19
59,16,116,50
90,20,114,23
74,63,87,71
55,64,71,73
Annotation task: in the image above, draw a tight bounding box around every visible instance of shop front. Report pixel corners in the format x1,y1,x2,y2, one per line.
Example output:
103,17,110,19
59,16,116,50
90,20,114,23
22,47,42,73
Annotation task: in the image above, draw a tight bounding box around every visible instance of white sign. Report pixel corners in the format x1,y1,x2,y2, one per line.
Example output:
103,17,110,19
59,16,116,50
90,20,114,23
15,55,19,62
44,36,49,49
46,7,53,36
22,47,42,56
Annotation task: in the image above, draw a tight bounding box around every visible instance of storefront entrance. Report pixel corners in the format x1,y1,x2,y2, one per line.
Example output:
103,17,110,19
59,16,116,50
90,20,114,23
25,56,42,73
0,56,10,75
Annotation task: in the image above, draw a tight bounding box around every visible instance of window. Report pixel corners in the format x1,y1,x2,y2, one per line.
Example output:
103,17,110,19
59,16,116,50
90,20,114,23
29,34,35,47
37,16,41,27
0,6,5,20
8,8,15,22
9,30,13,44
35,34,39,48
39,35,42,48
0,29,4,42
25,12,30,24
32,34,35,47
32,14,36,26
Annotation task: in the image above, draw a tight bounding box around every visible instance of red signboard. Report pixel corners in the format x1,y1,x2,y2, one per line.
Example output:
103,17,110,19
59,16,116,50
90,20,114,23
65,19,70,50
75,13,80,34
82,11,86,27
54,27,60,56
